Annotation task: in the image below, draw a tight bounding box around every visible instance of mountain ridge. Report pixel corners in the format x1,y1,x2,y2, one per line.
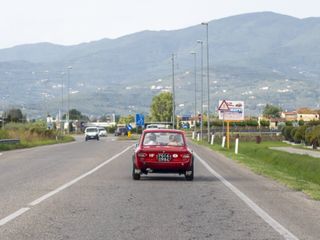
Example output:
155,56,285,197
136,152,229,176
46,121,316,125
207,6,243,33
0,11,319,118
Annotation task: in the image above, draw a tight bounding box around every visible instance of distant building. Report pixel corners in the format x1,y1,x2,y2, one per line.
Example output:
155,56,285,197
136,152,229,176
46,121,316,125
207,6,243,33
280,109,319,122
297,113,319,122
281,111,297,121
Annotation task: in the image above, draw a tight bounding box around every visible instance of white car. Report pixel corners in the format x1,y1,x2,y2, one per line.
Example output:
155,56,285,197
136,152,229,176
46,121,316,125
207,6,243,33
85,127,99,141
98,126,107,137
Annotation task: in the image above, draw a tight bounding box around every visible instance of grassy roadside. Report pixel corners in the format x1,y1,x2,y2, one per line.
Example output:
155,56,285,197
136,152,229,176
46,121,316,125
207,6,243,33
193,139,320,200
117,134,140,141
1,122,75,151
0,135,75,151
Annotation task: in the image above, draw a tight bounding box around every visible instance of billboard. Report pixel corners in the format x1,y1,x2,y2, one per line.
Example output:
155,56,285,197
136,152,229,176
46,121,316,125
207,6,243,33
218,100,244,121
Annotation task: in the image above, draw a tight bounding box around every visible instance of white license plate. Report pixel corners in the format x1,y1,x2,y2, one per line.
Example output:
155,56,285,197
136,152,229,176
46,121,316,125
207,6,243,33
157,153,171,162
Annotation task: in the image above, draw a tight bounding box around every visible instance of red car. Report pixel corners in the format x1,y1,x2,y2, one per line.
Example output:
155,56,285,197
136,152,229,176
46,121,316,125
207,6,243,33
132,129,194,181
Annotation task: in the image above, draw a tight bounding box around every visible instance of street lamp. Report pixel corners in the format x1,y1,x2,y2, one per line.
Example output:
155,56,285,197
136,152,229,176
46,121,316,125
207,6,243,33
60,72,65,134
197,40,204,140
202,22,211,142
190,51,197,132
67,66,72,134
171,54,176,129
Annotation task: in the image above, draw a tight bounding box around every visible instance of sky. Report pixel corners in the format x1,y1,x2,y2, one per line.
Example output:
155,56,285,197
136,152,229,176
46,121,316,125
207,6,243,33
0,0,319,49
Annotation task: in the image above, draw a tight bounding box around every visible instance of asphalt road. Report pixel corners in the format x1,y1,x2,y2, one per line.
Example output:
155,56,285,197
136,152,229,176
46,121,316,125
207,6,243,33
0,136,319,240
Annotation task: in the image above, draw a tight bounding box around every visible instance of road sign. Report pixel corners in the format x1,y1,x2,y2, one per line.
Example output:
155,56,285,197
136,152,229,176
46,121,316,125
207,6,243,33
218,100,230,111
127,124,133,131
135,113,144,126
218,100,244,121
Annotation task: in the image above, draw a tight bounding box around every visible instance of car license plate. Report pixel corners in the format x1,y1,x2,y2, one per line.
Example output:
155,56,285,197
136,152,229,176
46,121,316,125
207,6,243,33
157,153,171,162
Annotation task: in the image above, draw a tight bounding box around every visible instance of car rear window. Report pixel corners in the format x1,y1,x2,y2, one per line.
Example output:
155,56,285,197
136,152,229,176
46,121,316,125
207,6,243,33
143,132,184,146
86,128,98,132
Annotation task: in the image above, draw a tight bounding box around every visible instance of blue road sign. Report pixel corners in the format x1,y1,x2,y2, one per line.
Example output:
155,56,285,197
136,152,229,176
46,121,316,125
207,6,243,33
127,124,133,131
135,113,144,126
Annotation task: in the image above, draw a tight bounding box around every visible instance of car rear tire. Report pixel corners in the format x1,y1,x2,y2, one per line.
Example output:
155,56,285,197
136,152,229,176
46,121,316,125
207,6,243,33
185,158,194,181
132,163,141,180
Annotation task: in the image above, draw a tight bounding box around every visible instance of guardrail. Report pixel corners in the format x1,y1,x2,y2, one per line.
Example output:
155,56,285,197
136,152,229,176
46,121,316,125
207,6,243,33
0,139,20,144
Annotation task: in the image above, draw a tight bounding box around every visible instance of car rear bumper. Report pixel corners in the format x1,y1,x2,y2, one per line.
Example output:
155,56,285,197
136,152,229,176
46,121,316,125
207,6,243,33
136,160,191,172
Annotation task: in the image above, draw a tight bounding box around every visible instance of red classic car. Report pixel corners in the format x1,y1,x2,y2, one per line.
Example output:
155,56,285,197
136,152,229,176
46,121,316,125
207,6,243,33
132,129,194,181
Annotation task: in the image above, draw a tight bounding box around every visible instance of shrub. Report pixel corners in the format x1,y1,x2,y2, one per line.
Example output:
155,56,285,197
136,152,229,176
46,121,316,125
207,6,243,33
307,120,320,126
305,125,320,146
285,121,293,126
282,126,294,141
293,125,308,144
260,120,270,127
290,128,298,143
245,120,259,127
0,130,10,139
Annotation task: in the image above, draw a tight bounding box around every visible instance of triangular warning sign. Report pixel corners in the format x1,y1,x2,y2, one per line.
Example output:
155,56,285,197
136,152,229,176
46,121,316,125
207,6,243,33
218,100,229,111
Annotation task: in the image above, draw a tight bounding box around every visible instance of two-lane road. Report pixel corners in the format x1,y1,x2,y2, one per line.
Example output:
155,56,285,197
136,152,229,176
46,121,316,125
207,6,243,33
0,136,319,239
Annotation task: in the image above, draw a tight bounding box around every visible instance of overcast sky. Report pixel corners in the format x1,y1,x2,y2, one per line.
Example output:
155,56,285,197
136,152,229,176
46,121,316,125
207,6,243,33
0,0,319,49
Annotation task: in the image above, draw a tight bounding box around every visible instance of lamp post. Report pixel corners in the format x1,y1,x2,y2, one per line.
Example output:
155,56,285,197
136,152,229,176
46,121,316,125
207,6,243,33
202,22,210,142
60,72,65,134
190,51,197,132
197,40,204,140
67,66,72,134
171,54,176,129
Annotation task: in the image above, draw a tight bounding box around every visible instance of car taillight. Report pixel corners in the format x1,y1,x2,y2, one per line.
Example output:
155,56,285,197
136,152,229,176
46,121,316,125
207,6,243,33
137,152,147,158
182,154,191,159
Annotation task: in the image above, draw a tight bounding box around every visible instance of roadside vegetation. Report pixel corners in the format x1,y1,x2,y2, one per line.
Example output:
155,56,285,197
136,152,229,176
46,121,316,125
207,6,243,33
282,120,320,147
194,139,320,200
0,122,74,151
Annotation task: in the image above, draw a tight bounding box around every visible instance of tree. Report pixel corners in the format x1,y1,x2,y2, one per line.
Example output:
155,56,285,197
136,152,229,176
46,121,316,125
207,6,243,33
150,92,173,122
262,104,282,118
118,115,134,124
63,109,89,121
6,108,25,122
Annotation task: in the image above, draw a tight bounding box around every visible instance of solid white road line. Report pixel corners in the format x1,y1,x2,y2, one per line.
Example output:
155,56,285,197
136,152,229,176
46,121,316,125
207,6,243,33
0,145,133,227
29,145,133,206
194,152,299,240
0,208,30,226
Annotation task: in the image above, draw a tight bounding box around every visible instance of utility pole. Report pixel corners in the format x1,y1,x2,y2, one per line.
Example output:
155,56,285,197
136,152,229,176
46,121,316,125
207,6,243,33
67,66,72,134
202,22,211,142
197,40,204,140
190,52,197,132
172,54,176,129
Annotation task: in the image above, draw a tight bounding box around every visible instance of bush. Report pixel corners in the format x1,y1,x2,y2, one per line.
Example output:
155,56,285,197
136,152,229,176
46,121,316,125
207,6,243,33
0,130,10,139
285,121,293,126
307,120,320,126
293,125,308,144
290,128,298,143
298,120,305,126
282,126,294,141
245,120,259,127
305,125,320,146
212,120,223,127
260,120,270,127
107,126,116,134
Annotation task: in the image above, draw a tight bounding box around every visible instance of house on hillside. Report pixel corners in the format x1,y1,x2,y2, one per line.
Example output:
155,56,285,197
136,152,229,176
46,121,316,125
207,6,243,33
281,110,319,122
297,113,319,122
281,111,297,121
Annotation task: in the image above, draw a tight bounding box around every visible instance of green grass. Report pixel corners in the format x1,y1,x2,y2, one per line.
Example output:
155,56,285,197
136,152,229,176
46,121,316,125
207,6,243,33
117,134,140,141
0,135,74,151
194,140,320,200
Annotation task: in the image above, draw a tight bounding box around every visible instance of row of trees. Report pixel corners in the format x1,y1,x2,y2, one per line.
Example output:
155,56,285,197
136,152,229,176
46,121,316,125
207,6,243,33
282,121,320,145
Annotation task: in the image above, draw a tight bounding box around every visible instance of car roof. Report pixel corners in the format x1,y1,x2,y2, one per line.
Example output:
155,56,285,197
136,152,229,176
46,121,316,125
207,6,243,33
143,129,184,134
